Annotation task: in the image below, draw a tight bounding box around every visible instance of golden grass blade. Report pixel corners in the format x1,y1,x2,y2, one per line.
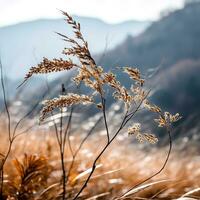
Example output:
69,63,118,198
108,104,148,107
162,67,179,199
85,192,110,200
178,187,200,199
89,168,124,180
120,180,171,198
72,163,103,182
39,183,60,196
176,198,198,200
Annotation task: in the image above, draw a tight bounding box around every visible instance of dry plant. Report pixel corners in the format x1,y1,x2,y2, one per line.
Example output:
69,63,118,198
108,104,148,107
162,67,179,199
1,127,200,200
0,60,43,199
17,11,182,200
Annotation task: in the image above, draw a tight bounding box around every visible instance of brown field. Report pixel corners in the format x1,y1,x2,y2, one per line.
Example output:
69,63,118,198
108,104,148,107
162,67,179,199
0,120,200,200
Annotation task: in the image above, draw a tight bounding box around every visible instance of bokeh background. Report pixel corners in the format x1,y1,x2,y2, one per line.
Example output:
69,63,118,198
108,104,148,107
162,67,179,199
1,0,200,142
1,1,200,199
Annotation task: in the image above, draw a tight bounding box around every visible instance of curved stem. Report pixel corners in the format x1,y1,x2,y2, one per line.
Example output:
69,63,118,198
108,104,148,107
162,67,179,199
66,116,102,184
63,107,73,154
13,96,41,138
72,95,147,200
101,96,110,142
0,60,11,197
72,112,128,200
117,127,172,199
0,60,11,141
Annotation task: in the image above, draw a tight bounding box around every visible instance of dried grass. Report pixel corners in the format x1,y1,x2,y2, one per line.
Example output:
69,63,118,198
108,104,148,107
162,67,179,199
0,126,200,199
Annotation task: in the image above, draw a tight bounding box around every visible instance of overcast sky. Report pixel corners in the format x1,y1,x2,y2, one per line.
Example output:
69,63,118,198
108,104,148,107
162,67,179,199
0,0,185,27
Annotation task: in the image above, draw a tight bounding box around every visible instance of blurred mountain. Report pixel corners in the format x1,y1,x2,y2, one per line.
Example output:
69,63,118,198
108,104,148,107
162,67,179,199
100,2,200,71
1,2,200,141
148,59,200,141
0,16,149,80
98,1,200,139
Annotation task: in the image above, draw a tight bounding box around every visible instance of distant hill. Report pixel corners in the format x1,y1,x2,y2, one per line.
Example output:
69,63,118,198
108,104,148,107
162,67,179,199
152,59,200,137
0,16,149,80
1,2,200,140
98,2,200,138
100,2,200,72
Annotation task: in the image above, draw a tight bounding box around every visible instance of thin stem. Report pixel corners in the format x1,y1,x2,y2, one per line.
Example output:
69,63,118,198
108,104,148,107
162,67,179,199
117,127,172,199
63,108,74,185
66,116,102,183
60,150,66,200
0,138,13,197
74,116,103,158
52,111,61,146
60,84,66,200
63,107,73,154
66,109,75,161
60,107,64,150
72,111,128,200
73,95,148,200
0,166,3,198
60,107,73,196
0,60,11,141
12,95,42,138
0,60,12,197
101,96,110,142
124,90,151,123
45,78,61,146
0,97,40,196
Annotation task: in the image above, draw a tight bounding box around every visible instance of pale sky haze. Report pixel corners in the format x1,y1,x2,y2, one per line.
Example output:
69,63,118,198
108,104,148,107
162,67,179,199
0,0,185,27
